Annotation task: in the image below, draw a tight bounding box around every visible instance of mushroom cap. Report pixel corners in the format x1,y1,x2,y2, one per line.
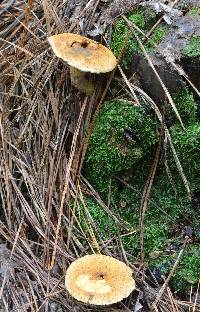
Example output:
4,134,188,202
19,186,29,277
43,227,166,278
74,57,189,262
48,33,117,73
65,254,135,305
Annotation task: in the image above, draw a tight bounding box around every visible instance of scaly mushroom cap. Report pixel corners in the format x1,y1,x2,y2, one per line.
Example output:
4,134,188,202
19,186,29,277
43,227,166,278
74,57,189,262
48,33,117,73
65,254,135,305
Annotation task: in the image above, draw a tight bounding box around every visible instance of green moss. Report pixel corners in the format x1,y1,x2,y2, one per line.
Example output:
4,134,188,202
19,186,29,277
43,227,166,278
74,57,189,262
111,14,143,68
111,9,168,68
145,26,168,52
170,123,200,179
83,155,200,293
166,88,198,125
84,100,157,195
188,7,200,15
182,35,200,58
171,245,200,294
148,244,200,294
82,79,200,295
78,197,117,240
127,9,145,29
144,221,169,254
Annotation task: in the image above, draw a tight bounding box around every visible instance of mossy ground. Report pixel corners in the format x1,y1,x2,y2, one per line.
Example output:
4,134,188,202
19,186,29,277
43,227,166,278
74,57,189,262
84,99,157,195
166,88,198,125
82,4,200,298
111,8,168,68
188,7,200,15
83,87,200,295
182,35,200,58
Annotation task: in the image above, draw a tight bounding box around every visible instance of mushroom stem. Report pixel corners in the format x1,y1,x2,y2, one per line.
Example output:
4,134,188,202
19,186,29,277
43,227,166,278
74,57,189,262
70,66,95,96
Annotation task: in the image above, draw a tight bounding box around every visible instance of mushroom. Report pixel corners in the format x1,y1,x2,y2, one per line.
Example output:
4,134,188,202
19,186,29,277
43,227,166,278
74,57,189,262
65,254,135,305
48,33,117,95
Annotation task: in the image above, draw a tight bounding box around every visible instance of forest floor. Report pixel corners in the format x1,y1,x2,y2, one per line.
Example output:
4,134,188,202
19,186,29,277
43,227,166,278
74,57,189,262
0,0,200,311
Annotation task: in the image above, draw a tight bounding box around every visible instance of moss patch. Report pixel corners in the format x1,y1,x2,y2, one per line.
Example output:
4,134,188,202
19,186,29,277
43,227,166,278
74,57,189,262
145,26,168,52
166,88,198,125
84,99,157,195
82,166,200,294
83,83,200,295
172,245,200,293
111,9,168,68
182,35,200,58
170,122,200,180
83,96,200,293
188,7,200,15
151,245,200,294
77,196,117,241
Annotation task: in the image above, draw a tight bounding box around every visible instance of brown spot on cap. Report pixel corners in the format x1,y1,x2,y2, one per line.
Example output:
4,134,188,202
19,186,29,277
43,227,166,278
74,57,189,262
48,33,117,73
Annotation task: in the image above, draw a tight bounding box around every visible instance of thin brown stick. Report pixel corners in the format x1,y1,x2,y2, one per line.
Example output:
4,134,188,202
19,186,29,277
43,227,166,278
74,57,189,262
140,128,163,271
50,97,88,269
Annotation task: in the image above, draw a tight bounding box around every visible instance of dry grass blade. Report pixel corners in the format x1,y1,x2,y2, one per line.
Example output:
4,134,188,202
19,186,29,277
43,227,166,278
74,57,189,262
50,97,88,269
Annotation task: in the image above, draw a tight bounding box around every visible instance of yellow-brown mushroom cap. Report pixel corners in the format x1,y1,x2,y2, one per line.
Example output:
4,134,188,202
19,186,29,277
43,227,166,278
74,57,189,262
65,254,135,305
48,33,117,73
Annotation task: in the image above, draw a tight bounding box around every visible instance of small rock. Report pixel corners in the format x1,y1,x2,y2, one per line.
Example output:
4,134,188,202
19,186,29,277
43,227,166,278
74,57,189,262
131,54,185,101
130,14,200,100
